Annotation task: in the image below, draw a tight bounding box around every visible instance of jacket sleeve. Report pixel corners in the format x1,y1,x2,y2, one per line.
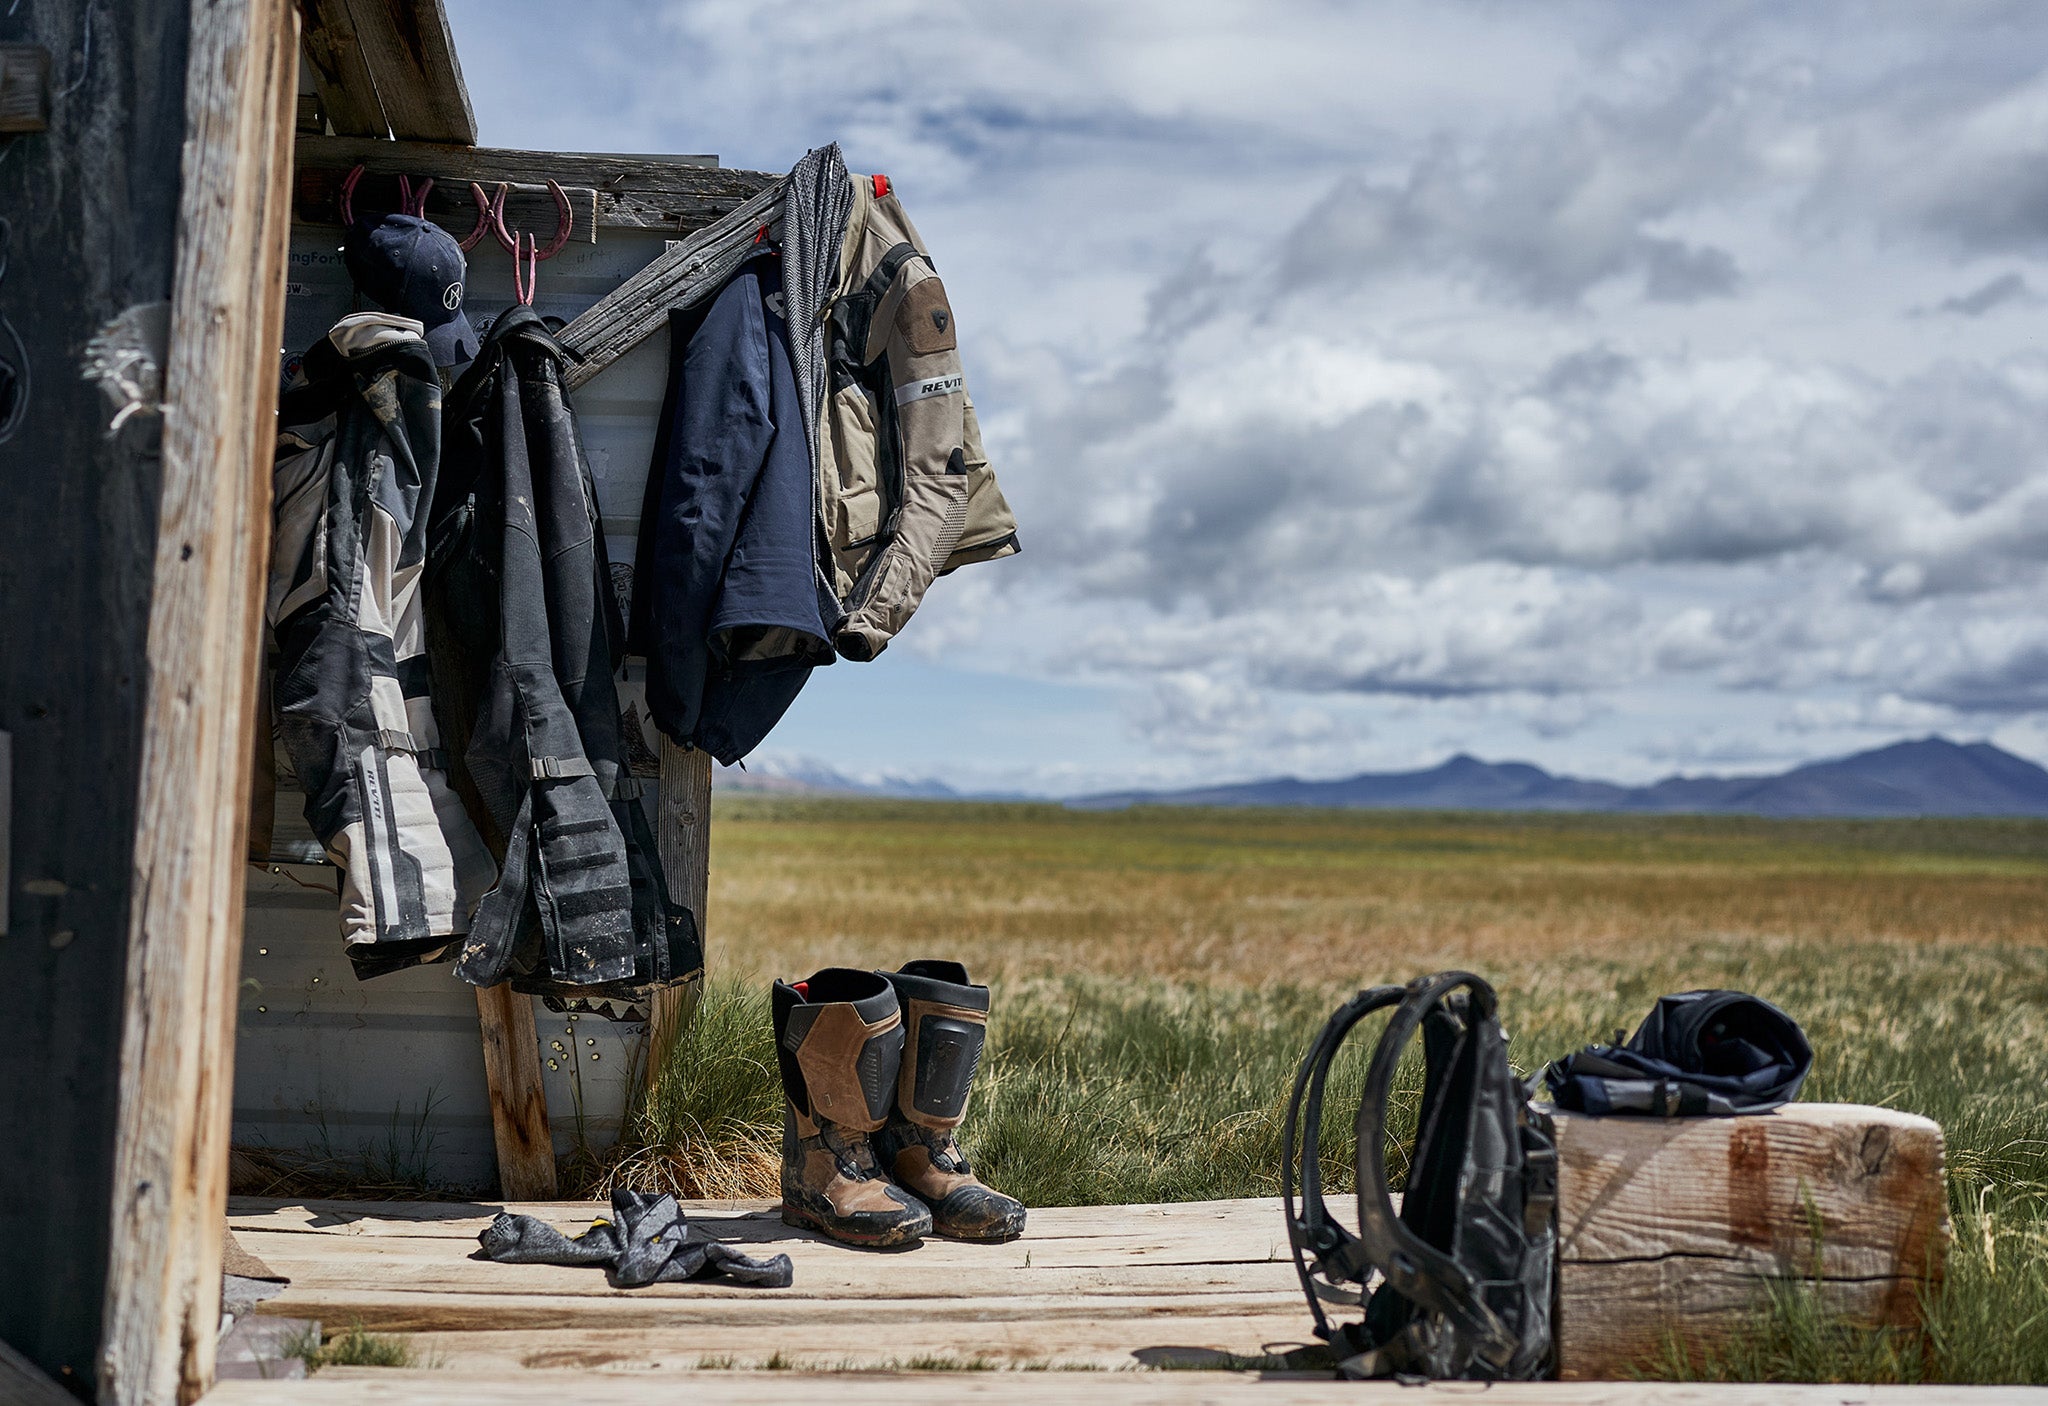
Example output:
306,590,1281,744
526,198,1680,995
833,254,976,660
645,263,775,742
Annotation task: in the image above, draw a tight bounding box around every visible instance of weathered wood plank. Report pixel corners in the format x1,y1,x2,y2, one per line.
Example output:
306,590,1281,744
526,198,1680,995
1554,1104,1949,1380
199,1367,2048,1404
648,740,713,1083
293,136,762,236
377,1317,1318,1372
558,181,785,390
342,0,475,145
221,1108,1949,1385
295,0,384,137
97,3,300,1403
0,0,192,1384
0,43,51,133
474,986,557,1200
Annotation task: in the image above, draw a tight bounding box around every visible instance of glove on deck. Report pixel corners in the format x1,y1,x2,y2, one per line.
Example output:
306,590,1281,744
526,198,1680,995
479,1188,794,1289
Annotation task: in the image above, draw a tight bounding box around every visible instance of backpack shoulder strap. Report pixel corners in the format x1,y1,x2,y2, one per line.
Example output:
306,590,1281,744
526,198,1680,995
1351,971,1521,1374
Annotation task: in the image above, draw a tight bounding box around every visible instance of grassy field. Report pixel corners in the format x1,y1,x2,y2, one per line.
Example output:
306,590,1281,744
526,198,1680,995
608,798,2048,1383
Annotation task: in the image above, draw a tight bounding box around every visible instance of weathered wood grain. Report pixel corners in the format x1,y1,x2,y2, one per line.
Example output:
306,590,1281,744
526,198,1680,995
0,43,51,132
293,136,761,237
97,3,299,1403
474,986,557,1200
200,1367,2048,1404
295,0,383,137
558,180,785,390
296,0,473,143
0,0,192,1385
342,0,474,145
352,1317,1320,1372
648,740,713,1082
222,1107,1950,1386
1554,1104,1949,1380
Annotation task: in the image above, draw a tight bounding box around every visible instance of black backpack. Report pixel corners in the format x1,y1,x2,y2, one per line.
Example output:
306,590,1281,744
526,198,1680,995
1283,971,1557,1381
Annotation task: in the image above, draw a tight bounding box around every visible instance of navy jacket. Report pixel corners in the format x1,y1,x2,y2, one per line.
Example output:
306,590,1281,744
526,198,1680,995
632,247,833,763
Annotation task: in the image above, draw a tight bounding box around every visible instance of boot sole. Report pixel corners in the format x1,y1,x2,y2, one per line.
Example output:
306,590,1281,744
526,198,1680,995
781,1202,926,1249
935,1228,1024,1243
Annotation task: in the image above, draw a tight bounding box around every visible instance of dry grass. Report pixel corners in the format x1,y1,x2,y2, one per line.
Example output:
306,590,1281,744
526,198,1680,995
705,799,2048,985
622,797,2048,1383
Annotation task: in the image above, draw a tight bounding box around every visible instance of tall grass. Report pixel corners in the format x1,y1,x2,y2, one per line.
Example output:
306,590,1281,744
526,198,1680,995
616,800,2048,1383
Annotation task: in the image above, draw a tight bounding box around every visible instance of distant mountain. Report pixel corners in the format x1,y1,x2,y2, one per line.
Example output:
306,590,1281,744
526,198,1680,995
1071,738,2048,818
715,755,961,800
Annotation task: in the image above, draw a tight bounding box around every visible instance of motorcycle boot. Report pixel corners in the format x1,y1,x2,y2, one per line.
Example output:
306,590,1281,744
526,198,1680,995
771,967,932,1248
874,960,1027,1242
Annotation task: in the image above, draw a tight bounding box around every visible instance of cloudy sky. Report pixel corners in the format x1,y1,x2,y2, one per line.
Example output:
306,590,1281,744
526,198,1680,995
453,0,2048,793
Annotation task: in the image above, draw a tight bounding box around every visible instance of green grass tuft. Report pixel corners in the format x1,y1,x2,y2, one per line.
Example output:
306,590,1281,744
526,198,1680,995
287,1319,418,1372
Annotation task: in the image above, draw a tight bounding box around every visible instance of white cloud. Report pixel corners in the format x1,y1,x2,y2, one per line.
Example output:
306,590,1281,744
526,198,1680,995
450,0,2048,788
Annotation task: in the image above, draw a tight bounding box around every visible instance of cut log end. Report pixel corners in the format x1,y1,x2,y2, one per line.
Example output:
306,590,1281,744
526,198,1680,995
1554,1102,1950,1380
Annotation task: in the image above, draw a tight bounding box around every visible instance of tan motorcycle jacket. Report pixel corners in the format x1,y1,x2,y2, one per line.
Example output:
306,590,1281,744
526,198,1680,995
818,172,1019,660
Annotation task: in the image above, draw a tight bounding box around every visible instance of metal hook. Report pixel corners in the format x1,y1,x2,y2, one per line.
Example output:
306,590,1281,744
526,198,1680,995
491,177,573,262
341,164,439,226
458,182,498,251
512,231,539,307
397,175,434,217
339,163,366,226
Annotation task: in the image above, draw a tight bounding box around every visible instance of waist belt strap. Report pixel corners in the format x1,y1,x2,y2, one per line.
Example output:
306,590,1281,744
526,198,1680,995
370,729,449,771
531,755,596,780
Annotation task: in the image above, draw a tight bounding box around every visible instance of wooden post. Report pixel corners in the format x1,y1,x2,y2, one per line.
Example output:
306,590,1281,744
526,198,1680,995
96,2,298,1403
1554,1103,1950,1379
476,986,558,1199
648,740,712,1086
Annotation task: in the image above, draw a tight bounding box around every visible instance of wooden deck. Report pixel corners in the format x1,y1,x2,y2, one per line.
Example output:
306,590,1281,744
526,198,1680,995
207,1194,2046,1404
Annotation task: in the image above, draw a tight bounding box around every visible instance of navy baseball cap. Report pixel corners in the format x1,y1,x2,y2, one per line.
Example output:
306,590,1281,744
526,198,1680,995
343,213,479,368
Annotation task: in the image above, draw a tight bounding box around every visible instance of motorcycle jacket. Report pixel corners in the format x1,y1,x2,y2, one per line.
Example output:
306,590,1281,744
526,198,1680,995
815,166,1020,660
428,305,701,1018
265,312,498,978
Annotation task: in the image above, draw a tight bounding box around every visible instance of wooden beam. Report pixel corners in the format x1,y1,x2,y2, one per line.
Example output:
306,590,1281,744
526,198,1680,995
475,987,558,1200
649,741,713,1085
344,0,475,144
296,0,474,143
1554,1103,1948,1379
295,0,383,137
97,2,299,1404
293,135,759,235
559,180,784,391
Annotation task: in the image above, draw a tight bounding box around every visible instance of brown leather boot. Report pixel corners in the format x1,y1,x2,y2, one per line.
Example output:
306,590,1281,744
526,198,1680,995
873,960,1027,1242
771,968,933,1248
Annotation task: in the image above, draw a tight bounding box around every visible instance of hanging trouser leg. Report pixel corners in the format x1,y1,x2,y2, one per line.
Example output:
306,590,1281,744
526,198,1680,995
873,959,1026,1242
527,771,638,985
772,967,932,1248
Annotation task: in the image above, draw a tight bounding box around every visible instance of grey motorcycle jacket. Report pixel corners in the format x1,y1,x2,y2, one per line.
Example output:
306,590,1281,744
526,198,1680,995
266,313,498,979
428,305,702,1017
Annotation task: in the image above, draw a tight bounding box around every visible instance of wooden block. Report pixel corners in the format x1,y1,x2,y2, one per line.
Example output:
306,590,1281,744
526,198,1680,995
0,45,50,133
1554,1103,1949,1379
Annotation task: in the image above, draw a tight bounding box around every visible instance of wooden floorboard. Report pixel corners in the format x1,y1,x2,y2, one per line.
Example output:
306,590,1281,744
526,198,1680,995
211,1196,2041,1400
204,1369,2048,1404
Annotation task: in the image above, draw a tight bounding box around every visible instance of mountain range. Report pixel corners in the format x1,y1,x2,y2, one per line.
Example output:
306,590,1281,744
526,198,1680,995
1070,737,2048,817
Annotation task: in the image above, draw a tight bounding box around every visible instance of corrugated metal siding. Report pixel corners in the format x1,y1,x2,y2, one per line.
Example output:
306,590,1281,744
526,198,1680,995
236,224,680,1190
